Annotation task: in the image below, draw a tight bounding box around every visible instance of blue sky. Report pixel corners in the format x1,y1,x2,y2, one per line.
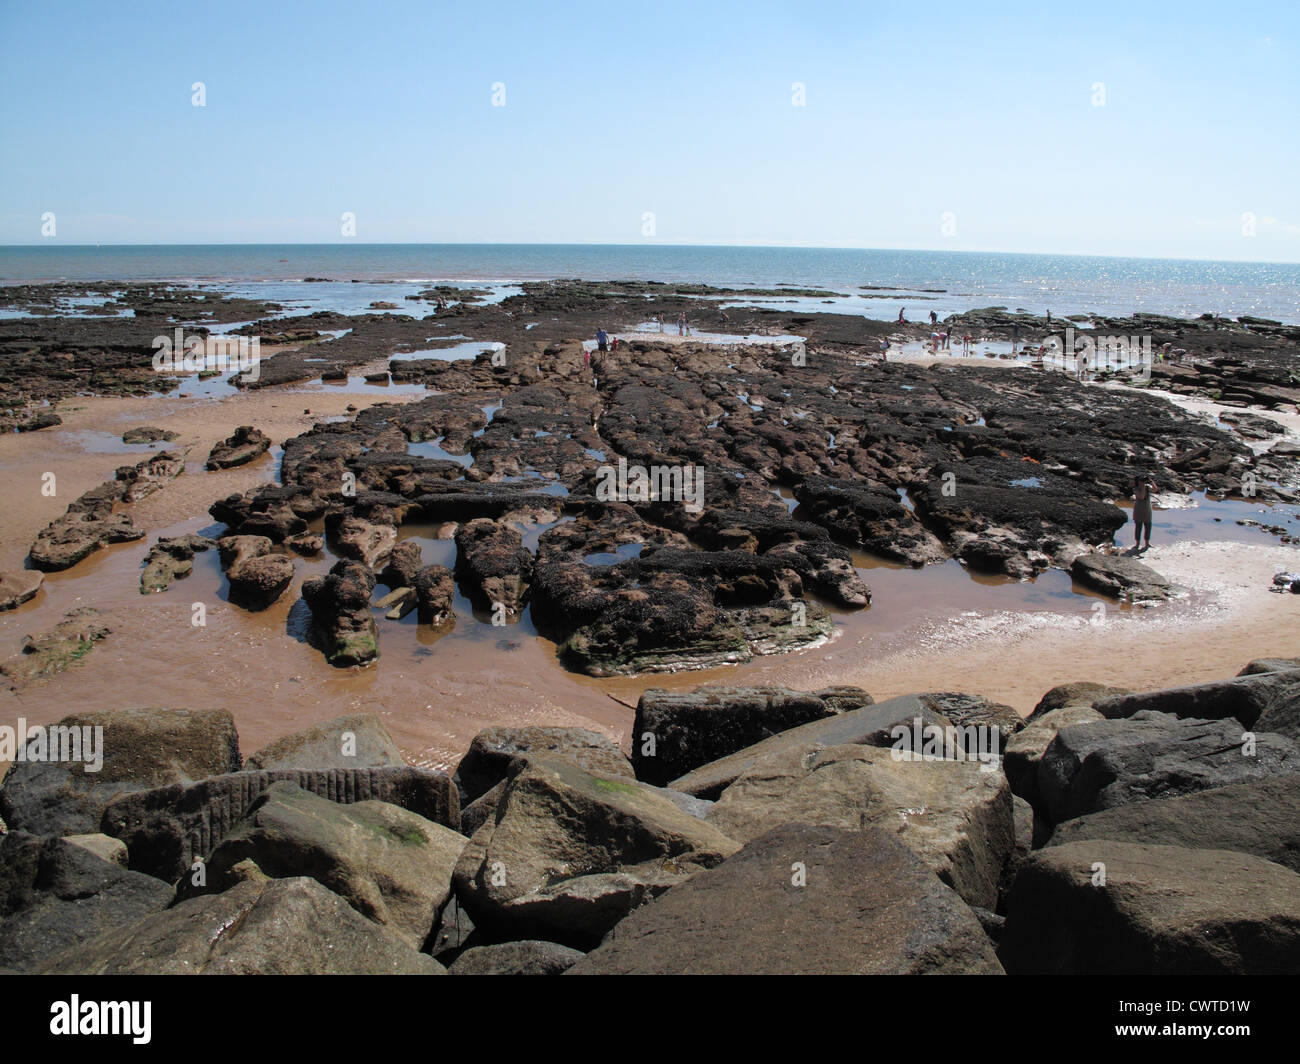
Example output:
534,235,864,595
1,0,1296,261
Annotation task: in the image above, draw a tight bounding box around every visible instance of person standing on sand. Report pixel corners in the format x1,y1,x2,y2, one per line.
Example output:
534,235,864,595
1132,474,1155,550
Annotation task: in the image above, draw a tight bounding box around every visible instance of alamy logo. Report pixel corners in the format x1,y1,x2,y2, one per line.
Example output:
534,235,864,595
152,328,260,381
50,996,151,1044
0,719,103,772
595,457,705,514
890,717,1001,772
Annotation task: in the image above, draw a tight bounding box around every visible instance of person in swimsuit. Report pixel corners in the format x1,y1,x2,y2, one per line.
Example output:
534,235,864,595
1132,474,1154,550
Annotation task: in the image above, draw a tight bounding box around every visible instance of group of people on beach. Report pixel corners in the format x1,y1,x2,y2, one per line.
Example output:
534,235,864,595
650,314,691,335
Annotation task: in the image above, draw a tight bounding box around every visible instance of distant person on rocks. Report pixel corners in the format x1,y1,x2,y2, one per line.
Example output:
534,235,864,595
880,337,890,361
1132,474,1155,550
962,332,972,356
677,313,687,335
596,327,608,353
1046,309,1051,325
930,310,938,326
898,307,906,324
720,308,731,324
1078,351,1090,381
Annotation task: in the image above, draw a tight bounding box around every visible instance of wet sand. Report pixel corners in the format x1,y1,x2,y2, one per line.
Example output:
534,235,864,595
2,359,1297,775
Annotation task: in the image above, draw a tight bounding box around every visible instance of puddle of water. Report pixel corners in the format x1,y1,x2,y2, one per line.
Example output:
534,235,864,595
582,543,645,566
389,341,505,363
407,437,474,467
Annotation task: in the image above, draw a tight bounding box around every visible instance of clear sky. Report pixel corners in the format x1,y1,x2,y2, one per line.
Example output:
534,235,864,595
1,0,1296,261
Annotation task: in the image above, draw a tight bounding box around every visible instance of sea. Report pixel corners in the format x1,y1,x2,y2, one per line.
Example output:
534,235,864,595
2,244,1299,325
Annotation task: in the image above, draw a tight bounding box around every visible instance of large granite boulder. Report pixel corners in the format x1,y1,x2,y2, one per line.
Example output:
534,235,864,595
1037,711,1300,824
631,685,872,785
101,765,460,882
452,759,738,948
453,726,632,805
0,831,171,971
40,877,443,974
567,824,1004,974
1004,703,1105,807
0,707,241,837
1026,681,1131,722
918,692,1025,751
1092,669,1300,730
244,713,404,771
448,939,584,975
666,693,950,799
1000,840,1300,974
705,743,1014,909
178,782,465,949
1045,775,1300,873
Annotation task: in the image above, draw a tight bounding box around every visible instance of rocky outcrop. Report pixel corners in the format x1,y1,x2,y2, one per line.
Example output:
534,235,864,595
177,782,466,949
567,824,1004,975
100,765,460,882
40,877,443,975
452,759,738,948
1045,775,1300,874
704,743,1014,909
453,726,632,804
300,560,378,666
1005,703,1104,810
1037,711,1300,825
666,693,951,799
0,570,43,611
217,535,294,611
1092,669,1300,729
206,425,270,470
122,426,178,444
999,840,1300,974
449,939,584,975
140,534,215,594
1070,553,1186,602
0,706,240,837
631,684,871,786
0,831,172,971
244,713,404,771
413,564,456,626
454,518,532,617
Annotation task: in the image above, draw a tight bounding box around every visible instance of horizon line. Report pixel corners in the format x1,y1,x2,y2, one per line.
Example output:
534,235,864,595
0,241,1297,269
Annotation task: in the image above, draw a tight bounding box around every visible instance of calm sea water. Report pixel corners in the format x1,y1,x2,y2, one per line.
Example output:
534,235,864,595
2,244,1298,324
